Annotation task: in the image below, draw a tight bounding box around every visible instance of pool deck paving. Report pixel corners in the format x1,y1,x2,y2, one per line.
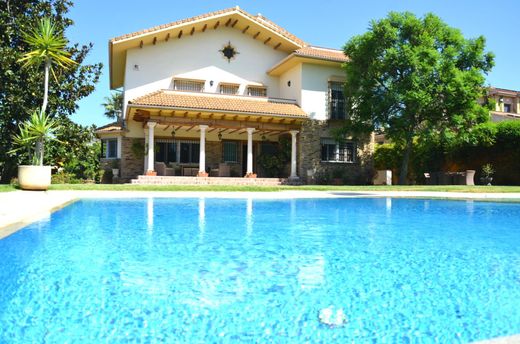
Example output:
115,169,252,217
0,189,519,343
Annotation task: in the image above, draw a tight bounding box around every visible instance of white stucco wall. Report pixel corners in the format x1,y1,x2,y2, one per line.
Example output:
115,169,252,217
278,64,302,104
124,27,289,109
300,63,345,120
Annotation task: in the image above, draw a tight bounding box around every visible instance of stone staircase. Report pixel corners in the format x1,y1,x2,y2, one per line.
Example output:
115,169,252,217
131,175,301,186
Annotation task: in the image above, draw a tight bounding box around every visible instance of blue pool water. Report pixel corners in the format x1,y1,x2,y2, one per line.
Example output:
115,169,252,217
0,197,519,343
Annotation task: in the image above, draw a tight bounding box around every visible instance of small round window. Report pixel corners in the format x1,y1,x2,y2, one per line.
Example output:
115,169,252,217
219,42,239,62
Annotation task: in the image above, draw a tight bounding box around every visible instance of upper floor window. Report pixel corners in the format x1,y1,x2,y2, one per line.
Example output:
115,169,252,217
247,86,267,97
504,103,512,113
220,84,239,95
320,138,355,163
329,81,346,120
174,79,204,92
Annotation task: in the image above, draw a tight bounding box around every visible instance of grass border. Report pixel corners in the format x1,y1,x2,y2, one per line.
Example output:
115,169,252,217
1,184,520,193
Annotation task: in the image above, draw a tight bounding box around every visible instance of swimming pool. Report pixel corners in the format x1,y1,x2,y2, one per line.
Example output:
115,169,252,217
0,197,518,343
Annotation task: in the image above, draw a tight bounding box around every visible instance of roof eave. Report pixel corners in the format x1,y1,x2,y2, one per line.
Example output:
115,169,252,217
126,103,308,119
267,54,345,76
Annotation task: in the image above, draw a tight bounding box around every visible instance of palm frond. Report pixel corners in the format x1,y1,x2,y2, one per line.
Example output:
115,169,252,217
18,18,77,70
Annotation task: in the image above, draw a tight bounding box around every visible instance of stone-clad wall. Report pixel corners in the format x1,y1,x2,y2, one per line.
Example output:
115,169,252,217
298,120,374,184
116,139,244,180
120,137,145,181
113,127,374,184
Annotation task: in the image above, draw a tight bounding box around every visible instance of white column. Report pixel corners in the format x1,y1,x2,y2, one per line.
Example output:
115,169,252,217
290,130,299,179
147,122,156,174
143,128,149,173
176,141,181,163
246,128,255,177
116,137,122,159
198,125,208,176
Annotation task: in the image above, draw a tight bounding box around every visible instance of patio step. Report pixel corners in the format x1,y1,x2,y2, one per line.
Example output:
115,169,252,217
130,176,301,186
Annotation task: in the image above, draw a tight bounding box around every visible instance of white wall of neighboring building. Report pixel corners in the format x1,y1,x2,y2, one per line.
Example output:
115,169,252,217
124,27,288,109
300,63,345,120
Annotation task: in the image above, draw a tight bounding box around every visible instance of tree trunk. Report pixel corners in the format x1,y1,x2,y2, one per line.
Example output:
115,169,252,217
398,135,414,185
42,59,51,113
37,139,44,166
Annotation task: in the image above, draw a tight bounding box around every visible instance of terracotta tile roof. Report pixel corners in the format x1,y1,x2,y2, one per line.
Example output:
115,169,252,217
294,46,348,62
488,87,520,96
110,7,306,47
128,91,308,118
95,122,123,133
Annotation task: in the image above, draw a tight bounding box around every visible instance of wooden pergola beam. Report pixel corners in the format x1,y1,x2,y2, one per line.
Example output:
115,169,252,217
208,127,217,133
147,115,300,132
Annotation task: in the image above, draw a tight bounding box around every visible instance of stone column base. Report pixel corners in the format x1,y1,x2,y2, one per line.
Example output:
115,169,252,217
244,173,257,178
145,170,157,176
197,171,209,177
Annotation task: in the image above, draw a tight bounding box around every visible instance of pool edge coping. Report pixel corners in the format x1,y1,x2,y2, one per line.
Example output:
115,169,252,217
0,197,79,240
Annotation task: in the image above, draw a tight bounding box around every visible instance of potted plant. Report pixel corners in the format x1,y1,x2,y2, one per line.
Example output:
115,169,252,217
111,159,120,178
12,18,75,190
11,110,59,190
480,163,494,186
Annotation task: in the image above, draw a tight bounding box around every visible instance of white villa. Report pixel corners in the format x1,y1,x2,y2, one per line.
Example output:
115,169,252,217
96,6,374,184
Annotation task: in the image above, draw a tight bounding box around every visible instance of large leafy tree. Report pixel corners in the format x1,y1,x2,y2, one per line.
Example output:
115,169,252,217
340,12,494,184
0,0,102,182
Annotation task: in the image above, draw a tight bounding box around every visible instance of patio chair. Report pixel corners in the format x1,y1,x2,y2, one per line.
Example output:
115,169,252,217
154,162,175,176
216,163,230,177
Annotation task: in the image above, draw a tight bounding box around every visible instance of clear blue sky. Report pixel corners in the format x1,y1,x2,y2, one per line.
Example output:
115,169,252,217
66,0,520,126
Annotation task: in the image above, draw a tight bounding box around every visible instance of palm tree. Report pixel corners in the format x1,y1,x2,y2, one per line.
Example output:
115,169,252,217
102,92,124,120
18,18,76,114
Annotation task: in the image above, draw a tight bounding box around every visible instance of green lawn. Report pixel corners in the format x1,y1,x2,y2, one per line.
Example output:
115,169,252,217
0,184,16,192
1,183,520,193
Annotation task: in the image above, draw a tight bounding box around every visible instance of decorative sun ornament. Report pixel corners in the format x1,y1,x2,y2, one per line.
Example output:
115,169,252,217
219,42,239,63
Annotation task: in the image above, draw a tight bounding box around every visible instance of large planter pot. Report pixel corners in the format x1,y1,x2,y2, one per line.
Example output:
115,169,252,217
18,165,52,191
